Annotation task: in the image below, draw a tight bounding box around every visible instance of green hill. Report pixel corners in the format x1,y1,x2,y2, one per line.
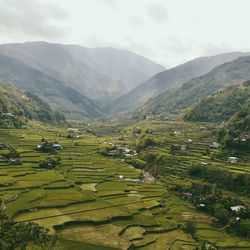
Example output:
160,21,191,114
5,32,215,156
0,53,102,119
184,82,250,122
0,82,66,127
106,52,250,114
137,56,250,116
222,91,250,151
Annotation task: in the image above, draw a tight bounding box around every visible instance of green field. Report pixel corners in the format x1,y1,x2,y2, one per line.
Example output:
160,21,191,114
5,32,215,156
0,120,249,250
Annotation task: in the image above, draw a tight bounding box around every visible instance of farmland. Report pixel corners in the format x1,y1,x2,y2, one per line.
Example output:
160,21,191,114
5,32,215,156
0,119,249,250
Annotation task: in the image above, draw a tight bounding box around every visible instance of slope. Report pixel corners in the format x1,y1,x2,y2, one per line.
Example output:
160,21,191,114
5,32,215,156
107,52,250,114
0,42,164,103
184,82,250,122
64,45,165,91
0,82,65,127
138,56,250,116
0,53,102,119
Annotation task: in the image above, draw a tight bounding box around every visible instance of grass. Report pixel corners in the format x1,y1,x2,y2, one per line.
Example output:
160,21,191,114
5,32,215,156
0,120,249,249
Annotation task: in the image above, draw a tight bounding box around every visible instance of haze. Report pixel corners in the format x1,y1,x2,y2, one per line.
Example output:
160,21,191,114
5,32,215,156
0,0,249,67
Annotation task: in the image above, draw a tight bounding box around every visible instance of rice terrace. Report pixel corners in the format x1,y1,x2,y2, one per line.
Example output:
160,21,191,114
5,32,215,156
0,117,249,249
0,1,250,249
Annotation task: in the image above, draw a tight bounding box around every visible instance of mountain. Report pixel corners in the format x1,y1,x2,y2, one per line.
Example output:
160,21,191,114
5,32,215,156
214,82,250,152
63,45,165,92
184,82,250,122
0,82,65,127
0,53,102,119
137,56,250,116
0,42,164,103
107,52,250,114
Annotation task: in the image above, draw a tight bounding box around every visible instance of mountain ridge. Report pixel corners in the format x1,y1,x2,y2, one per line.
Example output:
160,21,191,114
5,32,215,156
136,56,250,117
106,52,250,114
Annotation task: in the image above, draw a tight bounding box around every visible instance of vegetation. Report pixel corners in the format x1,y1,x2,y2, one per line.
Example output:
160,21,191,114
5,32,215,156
0,117,250,249
0,82,65,127
137,56,250,116
184,81,250,122
0,210,55,250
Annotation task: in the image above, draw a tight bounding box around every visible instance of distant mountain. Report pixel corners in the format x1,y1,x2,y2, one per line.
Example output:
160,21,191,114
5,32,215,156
137,56,250,116
63,45,165,92
107,52,250,114
0,42,164,104
0,82,65,127
0,53,102,119
184,82,250,122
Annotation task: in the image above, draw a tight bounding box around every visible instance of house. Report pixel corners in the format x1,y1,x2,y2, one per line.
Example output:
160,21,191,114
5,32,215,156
181,145,187,151
108,149,118,156
197,203,206,208
8,158,21,165
231,205,245,213
209,142,221,148
118,175,124,180
182,192,193,200
67,128,79,133
173,130,181,136
2,112,14,118
52,144,62,150
125,153,132,158
187,139,193,144
200,162,208,166
228,157,238,164
0,143,11,149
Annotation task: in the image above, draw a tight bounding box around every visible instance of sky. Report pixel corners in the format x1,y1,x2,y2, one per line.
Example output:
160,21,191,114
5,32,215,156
0,0,250,68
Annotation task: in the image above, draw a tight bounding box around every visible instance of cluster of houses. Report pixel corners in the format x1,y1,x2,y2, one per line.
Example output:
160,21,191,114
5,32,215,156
1,112,14,119
233,134,249,143
209,142,221,149
107,146,137,158
37,140,62,151
0,143,12,150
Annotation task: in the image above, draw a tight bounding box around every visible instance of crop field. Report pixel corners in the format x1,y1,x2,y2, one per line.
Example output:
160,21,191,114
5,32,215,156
0,121,249,250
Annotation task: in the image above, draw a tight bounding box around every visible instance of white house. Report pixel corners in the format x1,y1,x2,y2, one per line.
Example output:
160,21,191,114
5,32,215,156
231,205,245,212
210,142,221,148
228,157,238,164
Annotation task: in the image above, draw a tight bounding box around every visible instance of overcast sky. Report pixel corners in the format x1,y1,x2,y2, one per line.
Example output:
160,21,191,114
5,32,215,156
0,0,249,67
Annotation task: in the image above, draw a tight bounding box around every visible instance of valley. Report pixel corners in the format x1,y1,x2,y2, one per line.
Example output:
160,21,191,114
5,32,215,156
0,117,249,250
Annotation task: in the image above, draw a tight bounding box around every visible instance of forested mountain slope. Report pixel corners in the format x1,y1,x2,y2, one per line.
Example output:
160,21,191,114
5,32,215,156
107,52,250,114
0,82,65,127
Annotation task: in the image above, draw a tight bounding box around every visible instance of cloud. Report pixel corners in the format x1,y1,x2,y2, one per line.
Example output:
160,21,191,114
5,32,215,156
0,0,68,40
146,2,168,24
202,43,233,56
97,0,117,9
129,16,145,28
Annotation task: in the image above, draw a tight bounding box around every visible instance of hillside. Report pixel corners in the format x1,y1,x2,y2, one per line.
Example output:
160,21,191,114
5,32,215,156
0,42,164,103
0,53,102,119
106,52,250,114
0,82,65,127
221,83,250,151
137,56,250,116
184,82,250,122
64,45,165,92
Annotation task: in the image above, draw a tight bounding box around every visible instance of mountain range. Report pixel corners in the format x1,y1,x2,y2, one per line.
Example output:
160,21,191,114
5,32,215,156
106,52,250,114
136,56,250,116
0,42,164,105
1,41,250,121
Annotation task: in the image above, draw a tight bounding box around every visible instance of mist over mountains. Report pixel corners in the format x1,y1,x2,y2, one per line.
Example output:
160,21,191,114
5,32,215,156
0,41,250,120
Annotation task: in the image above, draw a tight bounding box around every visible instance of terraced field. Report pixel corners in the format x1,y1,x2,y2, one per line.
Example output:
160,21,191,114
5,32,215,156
0,122,249,249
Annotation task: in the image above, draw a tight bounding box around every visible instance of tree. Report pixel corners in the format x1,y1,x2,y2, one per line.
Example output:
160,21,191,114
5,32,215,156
183,221,196,236
234,219,250,237
0,211,55,250
213,204,229,225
